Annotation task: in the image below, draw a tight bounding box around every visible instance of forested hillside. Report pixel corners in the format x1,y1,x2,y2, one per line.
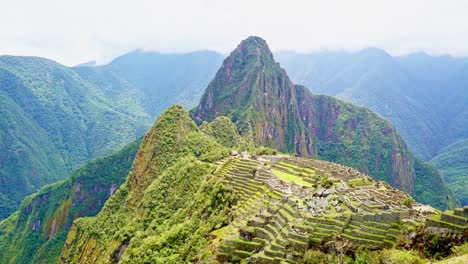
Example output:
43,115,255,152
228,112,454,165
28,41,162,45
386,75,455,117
0,139,140,263
0,51,223,218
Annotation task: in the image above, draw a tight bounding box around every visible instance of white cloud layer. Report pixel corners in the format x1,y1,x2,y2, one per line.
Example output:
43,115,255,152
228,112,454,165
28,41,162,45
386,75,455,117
1,0,467,65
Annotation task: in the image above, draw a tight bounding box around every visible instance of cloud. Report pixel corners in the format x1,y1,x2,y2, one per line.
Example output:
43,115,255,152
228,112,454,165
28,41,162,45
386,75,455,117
1,0,467,65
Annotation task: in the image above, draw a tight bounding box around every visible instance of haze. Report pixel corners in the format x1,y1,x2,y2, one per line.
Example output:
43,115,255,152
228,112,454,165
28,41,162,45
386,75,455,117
1,0,468,65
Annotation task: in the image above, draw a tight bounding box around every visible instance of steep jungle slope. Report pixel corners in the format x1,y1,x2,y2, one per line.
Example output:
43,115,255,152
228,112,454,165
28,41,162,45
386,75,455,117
0,139,140,264
431,139,468,205
192,36,455,209
0,56,150,218
60,105,233,263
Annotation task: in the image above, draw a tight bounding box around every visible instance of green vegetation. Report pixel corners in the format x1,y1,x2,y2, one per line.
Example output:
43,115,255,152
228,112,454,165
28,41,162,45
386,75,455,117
61,105,234,263
249,147,278,155
414,159,458,209
272,169,313,187
0,56,150,218
401,197,415,207
200,116,242,148
0,139,140,263
355,249,426,264
0,51,222,218
431,138,468,205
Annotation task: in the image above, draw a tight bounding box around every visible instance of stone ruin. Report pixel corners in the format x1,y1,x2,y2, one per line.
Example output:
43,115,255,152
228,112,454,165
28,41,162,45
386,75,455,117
213,153,456,263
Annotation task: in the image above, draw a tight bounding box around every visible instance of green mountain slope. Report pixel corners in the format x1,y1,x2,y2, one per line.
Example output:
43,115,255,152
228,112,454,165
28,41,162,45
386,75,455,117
192,36,455,209
99,50,224,115
60,105,232,263
0,56,150,218
431,139,468,205
276,51,468,161
0,139,140,264
0,51,223,218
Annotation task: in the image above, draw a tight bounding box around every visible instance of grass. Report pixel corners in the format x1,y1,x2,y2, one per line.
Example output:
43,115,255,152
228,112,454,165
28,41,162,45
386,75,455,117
272,169,313,187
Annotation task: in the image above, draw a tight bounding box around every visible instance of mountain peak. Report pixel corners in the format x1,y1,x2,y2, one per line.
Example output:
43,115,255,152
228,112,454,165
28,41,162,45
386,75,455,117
238,36,270,52
192,36,294,122
226,36,275,68
358,47,393,60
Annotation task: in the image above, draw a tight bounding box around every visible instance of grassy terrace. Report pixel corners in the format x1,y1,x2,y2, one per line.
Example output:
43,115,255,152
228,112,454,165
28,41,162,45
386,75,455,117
272,169,313,187
276,161,316,175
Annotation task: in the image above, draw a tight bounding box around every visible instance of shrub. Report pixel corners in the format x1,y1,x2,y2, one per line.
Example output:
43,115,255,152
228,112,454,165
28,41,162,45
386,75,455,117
320,176,334,189
380,249,426,264
451,242,468,256
401,197,414,208
302,250,331,264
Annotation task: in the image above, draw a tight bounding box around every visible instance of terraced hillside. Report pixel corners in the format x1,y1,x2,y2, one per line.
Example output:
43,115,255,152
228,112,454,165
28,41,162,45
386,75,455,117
210,154,435,263
427,207,468,232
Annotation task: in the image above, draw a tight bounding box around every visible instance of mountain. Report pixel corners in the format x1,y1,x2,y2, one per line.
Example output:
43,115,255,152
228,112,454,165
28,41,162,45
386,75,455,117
74,60,97,67
82,50,224,115
60,105,466,263
192,36,455,209
0,51,223,218
0,139,139,264
276,50,468,205
60,105,232,263
431,138,468,205
0,56,150,218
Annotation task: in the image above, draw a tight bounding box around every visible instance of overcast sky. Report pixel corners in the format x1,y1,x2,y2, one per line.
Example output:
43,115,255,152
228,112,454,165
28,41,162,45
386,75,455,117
1,0,468,66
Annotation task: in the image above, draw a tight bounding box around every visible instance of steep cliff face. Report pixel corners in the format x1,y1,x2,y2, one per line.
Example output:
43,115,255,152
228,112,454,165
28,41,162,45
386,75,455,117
192,37,311,156
192,36,415,194
0,139,140,264
293,86,415,192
